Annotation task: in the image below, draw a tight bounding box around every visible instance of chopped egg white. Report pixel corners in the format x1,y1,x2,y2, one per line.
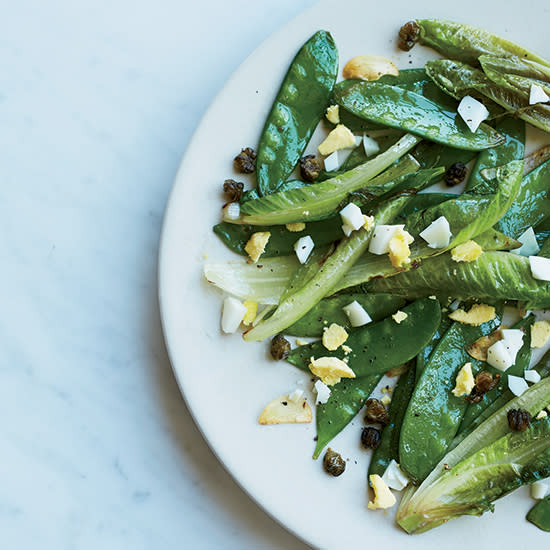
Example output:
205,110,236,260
288,388,305,403
314,379,331,404
223,201,241,220
529,84,550,105
342,300,372,327
381,460,409,491
221,296,247,334
326,104,340,124
419,216,452,248
368,224,405,255
294,235,314,264
340,203,364,235
457,95,489,132
529,255,550,281
531,479,549,500
363,134,380,157
525,370,541,384
486,340,514,371
323,150,342,172
511,227,539,257
508,374,529,397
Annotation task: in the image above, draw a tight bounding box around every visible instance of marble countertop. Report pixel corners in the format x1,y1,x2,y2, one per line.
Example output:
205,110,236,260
1,1,316,547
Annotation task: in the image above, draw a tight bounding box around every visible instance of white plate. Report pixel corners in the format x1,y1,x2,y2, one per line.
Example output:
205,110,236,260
159,1,550,548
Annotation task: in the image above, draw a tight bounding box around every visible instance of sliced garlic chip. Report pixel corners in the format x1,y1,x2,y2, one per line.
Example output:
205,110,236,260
258,394,312,425
343,55,398,81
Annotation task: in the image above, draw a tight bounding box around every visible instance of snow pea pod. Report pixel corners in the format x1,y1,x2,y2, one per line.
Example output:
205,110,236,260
496,159,550,238
256,30,338,196
466,117,525,194
399,306,502,483
213,218,344,257
411,140,477,171
313,374,380,459
527,495,550,532
416,19,550,68
334,81,505,151
330,69,430,132
458,315,534,437
284,293,405,337
368,363,416,479
415,312,452,384
286,298,441,378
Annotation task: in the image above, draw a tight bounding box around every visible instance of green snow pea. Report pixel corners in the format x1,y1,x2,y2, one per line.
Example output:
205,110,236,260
411,140,477,171
527,496,550,532
256,30,338,196
399,305,502,483
286,298,441,378
496,159,550,238
458,315,534,437
334,81,505,151
313,374,380,459
395,192,455,221
329,69,430,133
415,312,452,384
416,19,550,68
368,363,416,479
466,117,525,194
284,293,405,337
368,251,550,310
212,218,344,257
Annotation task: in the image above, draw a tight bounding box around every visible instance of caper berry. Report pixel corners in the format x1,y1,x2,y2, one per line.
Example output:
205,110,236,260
323,447,346,477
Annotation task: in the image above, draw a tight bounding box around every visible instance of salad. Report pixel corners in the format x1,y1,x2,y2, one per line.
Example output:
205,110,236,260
203,19,550,534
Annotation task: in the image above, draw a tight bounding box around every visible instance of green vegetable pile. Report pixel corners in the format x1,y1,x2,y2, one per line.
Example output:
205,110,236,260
204,20,550,534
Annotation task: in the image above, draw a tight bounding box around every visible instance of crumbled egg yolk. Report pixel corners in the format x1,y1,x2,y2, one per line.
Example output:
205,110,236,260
342,344,352,354
244,232,271,263
286,222,306,232
448,304,496,326
295,338,309,346
242,300,258,326
326,105,340,124
368,475,396,510
392,310,408,324
322,323,349,351
381,395,391,406
451,240,483,263
318,124,356,156
531,320,550,348
363,215,375,231
388,228,414,268
309,356,356,386
452,362,475,397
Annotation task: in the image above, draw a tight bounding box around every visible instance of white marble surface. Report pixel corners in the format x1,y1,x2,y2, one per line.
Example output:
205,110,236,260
0,1,317,548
